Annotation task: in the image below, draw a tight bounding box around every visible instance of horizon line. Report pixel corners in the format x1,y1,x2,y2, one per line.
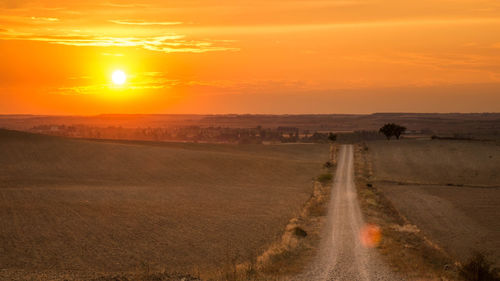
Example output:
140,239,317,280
1,112,499,117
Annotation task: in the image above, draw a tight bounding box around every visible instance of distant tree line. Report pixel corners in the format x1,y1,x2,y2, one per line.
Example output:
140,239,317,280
30,124,341,144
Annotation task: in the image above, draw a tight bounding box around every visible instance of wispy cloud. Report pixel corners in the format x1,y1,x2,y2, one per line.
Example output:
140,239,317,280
55,72,179,95
55,74,318,96
0,8,236,54
0,31,239,53
142,38,239,53
182,17,500,35
109,19,182,26
343,51,500,81
31,16,59,22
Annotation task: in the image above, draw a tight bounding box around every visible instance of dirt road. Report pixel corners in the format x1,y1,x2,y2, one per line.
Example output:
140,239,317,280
294,145,399,281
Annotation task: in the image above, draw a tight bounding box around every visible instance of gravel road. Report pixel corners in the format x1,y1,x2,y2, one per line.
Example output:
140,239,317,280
293,144,401,281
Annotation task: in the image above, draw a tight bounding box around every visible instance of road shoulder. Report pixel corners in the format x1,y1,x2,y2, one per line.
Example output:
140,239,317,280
353,143,458,280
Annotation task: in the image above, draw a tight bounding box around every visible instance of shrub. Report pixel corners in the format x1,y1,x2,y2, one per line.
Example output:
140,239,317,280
459,252,500,281
292,227,307,238
328,133,337,142
317,173,333,184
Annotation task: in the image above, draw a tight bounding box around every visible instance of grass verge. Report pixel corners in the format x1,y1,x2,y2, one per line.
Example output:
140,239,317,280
203,146,338,280
203,176,333,281
201,145,338,281
459,252,500,281
353,143,459,280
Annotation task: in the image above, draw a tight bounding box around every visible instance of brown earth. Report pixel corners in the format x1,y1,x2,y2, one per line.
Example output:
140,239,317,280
380,184,500,268
366,139,500,270
367,139,500,187
0,129,329,280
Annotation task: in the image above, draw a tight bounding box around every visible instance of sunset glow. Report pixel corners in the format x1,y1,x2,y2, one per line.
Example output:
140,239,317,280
112,70,127,85
1,0,500,114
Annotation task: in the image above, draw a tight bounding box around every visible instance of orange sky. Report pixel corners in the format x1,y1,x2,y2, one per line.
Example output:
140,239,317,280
0,0,499,114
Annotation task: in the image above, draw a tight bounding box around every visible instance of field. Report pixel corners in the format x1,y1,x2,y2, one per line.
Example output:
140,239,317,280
366,139,500,268
1,113,499,139
0,129,329,280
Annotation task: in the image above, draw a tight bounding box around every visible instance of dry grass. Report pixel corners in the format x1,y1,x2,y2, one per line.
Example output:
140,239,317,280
354,143,457,280
0,129,329,280
459,252,500,281
380,184,500,272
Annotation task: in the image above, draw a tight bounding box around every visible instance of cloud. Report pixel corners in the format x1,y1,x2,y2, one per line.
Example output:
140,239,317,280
181,17,500,35
109,19,182,26
55,72,180,95
0,31,239,53
142,38,239,53
55,75,316,96
55,84,105,95
31,16,59,22
0,15,63,25
342,51,500,80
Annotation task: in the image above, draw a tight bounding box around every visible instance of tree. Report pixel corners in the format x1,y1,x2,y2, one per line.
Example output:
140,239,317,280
328,132,337,142
379,123,395,140
393,125,406,139
379,123,406,140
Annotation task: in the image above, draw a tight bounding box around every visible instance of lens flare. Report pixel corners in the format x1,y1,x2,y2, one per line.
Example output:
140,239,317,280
360,223,381,248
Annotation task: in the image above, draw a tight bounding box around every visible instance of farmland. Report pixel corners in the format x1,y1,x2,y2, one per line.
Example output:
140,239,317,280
0,129,329,280
365,140,500,269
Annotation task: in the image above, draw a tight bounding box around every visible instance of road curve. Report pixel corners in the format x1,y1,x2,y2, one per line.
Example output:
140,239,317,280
293,145,400,281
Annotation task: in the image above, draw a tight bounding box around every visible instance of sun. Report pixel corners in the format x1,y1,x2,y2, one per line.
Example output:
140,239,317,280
111,70,126,85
